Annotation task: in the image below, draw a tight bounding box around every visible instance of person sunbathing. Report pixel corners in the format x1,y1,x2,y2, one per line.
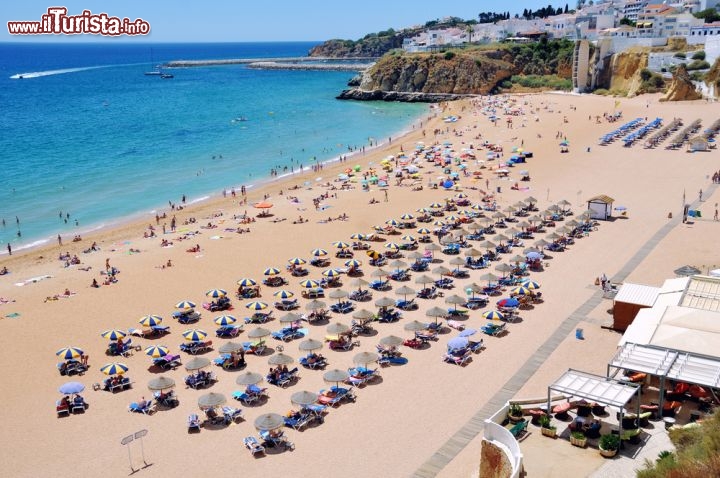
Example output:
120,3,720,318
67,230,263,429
0,267,8,275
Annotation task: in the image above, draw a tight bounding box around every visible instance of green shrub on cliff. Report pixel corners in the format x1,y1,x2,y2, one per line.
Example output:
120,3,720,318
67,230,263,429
507,74,572,90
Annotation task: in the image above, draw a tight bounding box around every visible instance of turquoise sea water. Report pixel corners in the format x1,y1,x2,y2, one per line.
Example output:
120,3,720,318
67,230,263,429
0,42,425,252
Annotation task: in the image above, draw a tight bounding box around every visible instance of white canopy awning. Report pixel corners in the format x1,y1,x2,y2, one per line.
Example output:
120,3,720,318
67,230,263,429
548,369,640,409
609,342,677,377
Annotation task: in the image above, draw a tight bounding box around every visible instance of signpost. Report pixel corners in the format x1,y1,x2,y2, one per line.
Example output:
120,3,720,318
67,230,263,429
121,429,150,474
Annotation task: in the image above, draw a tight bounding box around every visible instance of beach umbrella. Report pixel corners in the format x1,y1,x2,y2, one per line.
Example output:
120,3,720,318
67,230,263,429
254,201,273,210
509,254,526,264
101,329,127,341
374,297,395,309
219,341,244,354
205,289,227,299
511,286,532,296
385,219,401,227
426,307,447,321
279,312,302,324
185,357,211,371
59,381,85,395
326,323,350,335
350,233,366,240
236,371,264,386
385,242,401,251
521,280,541,290
254,413,285,431
524,246,540,254
305,300,327,311
400,235,416,243
268,353,294,366
404,320,428,332
139,315,163,327
298,339,323,352
175,300,196,310
408,251,424,261
291,391,319,407
379,335,404,347
273,290,294,299
447,337,469,351
328,289,349,301
246,301,268,311
546,232,561,241
332,241,350,249
495,263,513,274
493,234,510,243
478,272,500,283
311,248,328,257
566,219,580,227
322,269,342,278
478,240,496,251
432,265,451,277
247,327,271,339
483,310,504,321
400,213,415,221
147,376,175,391
674,265,701,277
344,259,362,268
425,243,441,252
351,308,376,323
349,278,369,289
417,228,431,235
366,250,382,260
198,392,227,410
287,257,307,266
466,283,483,294
459,328,477,338
414,274,434,285
323,369,350,387
100,362,129,376
416,208,430,214
145,345,170,358
56,346,84,360
498,297,520,308
353,352,379,366
299,279,320,289
477,217,493,226
214,315,237,326
433,220,447,227
445,294,467,309
526,251,543,261
492,212,506,220
263,267,281,276
449,256,465,267
395,286,416,300
534,239,550,248
429,202,443,209
237,278,257,287
439,235,455,245
371,268,391,278
390,259,408,270
182,329,208,342
465,248,483,258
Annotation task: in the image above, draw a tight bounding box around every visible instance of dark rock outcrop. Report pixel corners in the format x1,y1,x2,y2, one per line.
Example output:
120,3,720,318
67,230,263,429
308,37,402,58
336,89,470,102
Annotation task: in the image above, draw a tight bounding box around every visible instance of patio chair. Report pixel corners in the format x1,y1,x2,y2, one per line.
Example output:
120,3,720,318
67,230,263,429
243,436,265,456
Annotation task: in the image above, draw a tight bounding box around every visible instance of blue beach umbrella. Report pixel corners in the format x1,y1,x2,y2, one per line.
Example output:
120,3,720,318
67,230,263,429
263,267,281,276
311,248,328,257
332,241,350,249
273,290,294,299
458,328,477,337
497,297,520,308
322,269,342,278
237,278,257,287
288,257,307,266
145,345,170,358
511,286,532,296
521,280,541,290
101,329,127,341
206,289,227,299
447,337,469,351
483,310,504,321
59,381,85,395
245,301,268,311
182,329,208,342
299,279,320,289
175,300,196,310
56,346,84,360
345,259,362,268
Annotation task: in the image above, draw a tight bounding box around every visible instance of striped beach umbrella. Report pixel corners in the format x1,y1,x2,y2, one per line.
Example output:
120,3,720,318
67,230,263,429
429,202,443,209
214,315,237,326
311,248,328,257
483,310,504,321
344,259,362,268
416,207,430,213
145,345,169,358
433,220,446,227
139,315,163,327
386,219,400,227
100,362,129,376
287,257,306,266
385,242,400,250
175,300,196,310
205,289,227,299
446,215,459,222
417,228,431,234
521,280,541,290
332,241,350,249
182,329,208,342
273,290,294,299
322,269,342,278
299,279,320,289
101,329,127,341
401,235,416,242
56,346,84,360
245,301,268,311
237,278,257,287
400,213,414,220
455,193,468,199
511,286,532,296
350,233,366,240
263,267,281,276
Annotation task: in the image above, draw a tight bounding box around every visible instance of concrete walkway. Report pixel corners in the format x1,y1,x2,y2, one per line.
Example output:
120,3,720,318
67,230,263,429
412,185,716,477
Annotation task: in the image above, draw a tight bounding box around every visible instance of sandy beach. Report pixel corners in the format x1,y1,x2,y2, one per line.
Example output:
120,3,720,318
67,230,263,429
1,91,718,478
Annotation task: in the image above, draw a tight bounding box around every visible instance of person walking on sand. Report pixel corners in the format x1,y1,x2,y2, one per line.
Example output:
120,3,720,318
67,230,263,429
6,244,11,256
699,189,703,201
58,234,62,246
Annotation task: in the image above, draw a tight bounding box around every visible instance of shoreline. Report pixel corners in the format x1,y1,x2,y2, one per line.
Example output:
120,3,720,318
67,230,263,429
0,106,431,259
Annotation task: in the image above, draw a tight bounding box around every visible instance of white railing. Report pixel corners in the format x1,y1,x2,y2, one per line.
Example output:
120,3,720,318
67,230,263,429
483,418,523,478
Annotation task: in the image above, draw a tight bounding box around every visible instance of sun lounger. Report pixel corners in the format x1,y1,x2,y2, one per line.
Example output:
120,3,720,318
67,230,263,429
153,353,181,369
348,289,371,301
300,354,328,369
244,311,273,324
271,327,304,342
58,359,87,376
187,413,201,432
259,429,295,450
443,350,472,366
369,280,390,291
243,436,265,456
301,288,324,299
232,384,268,405
56,401,70,417
446,319,465,331
173,311,201,324
317,386,356,407
284,411,312,431
417,287,438,299
378,310,401,323
128,399,153,414
221,406,243,424
267,367,299,388
435,278,454,289
330,301,355,314
396,298,417,310
274,299,299,311
216,324,243,338
378,355,408,366
242,340,266,355
481,322,506,336
179,340,213,355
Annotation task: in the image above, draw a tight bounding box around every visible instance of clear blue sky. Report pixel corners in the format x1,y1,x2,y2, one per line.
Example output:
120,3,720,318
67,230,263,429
3,0,568,42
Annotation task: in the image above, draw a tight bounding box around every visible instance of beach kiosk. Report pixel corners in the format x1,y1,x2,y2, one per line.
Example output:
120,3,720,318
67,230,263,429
586,195,614,220
687,136,708,153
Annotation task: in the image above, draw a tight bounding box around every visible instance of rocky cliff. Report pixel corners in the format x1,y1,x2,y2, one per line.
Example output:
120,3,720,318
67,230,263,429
661,63,702,102
606,49,649,97
308,37,402,58
705,57,720,98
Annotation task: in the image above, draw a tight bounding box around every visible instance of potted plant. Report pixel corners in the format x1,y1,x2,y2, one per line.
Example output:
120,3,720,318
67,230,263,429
508,403,524,423
570,431,587,448
599,433,620,457
539,414,557,438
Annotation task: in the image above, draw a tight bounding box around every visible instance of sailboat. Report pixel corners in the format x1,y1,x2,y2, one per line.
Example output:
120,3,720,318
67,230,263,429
144,48,161,76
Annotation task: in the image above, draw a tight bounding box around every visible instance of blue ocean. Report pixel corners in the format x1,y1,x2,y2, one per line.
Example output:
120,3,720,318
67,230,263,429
0,42,425,252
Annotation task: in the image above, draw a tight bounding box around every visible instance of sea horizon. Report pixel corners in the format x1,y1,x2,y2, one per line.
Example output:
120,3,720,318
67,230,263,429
0,41,426,253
